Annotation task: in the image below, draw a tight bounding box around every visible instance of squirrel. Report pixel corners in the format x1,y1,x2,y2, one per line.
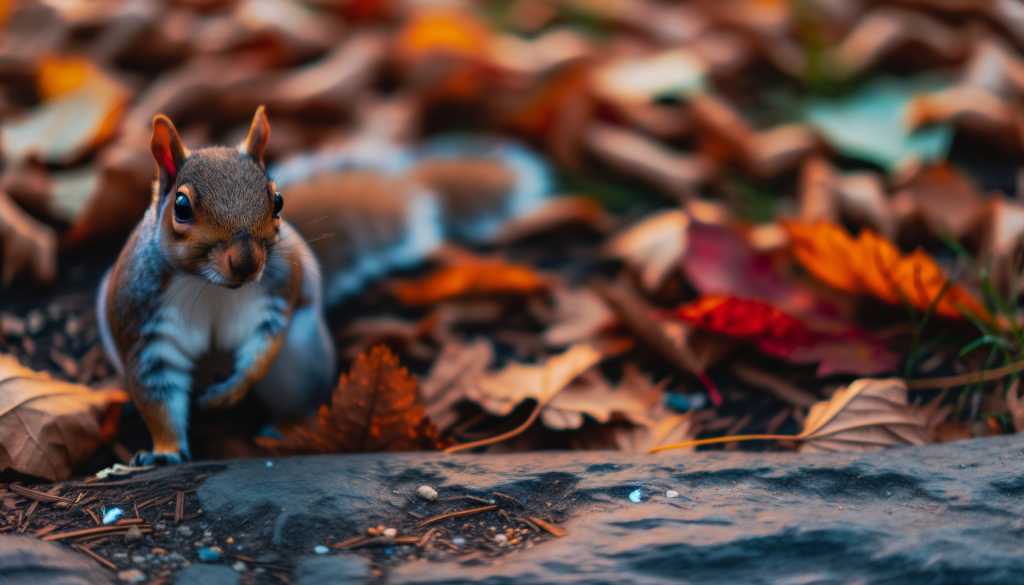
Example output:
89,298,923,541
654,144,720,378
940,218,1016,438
98,106,551,465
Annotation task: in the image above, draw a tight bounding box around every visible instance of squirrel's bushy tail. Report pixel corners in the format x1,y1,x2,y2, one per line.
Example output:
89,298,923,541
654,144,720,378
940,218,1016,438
268,136,552,307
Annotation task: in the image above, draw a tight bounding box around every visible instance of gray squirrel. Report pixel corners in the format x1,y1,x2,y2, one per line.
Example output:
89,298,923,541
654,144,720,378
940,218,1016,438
97,107,550,465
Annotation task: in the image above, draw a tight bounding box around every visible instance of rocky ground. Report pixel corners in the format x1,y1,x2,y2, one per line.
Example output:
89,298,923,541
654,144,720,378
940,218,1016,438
3,434,1024,585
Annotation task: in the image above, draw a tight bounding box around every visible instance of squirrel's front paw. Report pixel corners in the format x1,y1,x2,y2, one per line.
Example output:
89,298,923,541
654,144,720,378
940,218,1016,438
131,451,186,467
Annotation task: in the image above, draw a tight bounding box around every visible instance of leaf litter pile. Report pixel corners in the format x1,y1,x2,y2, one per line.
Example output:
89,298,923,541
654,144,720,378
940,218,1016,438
2,0,1024,579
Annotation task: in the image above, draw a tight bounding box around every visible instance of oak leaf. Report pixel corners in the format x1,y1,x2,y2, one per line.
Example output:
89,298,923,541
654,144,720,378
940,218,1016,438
264,346,449,454
539,286,617,347
392,261,547,305
784,221,988,320
543,364,666,430
419,338,494,431
0,354,129,481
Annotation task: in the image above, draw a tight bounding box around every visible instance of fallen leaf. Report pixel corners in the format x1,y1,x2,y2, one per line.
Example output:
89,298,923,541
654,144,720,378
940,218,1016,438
784,221,989,320
607,208,690,292
584,123,709,200
396,7,491,62
543,365,666,430
539,286,617,347
0,354,129,481
668,296,899,376
824,7,969,80
976,198,1024,298
1007,379,1024,433
0,190,57,288
392,260,547,306
488,28,590,75
890,163,985,241
651,378,936,453
590,48,706,106
691,94,818,178
491,196,614,244
262,346,449,454
798,378,934,453
804,77,954,173
419,338,493,430
0,56,130,165
614,410,701,453
798,157,895,240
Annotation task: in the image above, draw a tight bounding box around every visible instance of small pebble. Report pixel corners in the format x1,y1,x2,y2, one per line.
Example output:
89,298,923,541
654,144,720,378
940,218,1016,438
265,461,273,467
314,545,329,554
124,526,144,544
118,569,145,583
493,534,507,543
197,547,222,563
232,561,247,572
132,555,146,564
254,567,266,574
629,489,643,503
0,313,25,337
417,486,438,501
102,507,123,525
452,537,466,546
177,526,192,536
666,491,679,498
382,528,397,538
26,310,45,335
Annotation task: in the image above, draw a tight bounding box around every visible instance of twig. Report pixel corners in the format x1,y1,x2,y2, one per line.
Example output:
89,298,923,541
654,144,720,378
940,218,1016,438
445,402,545,454
404,510,424,520
9,485,72,504
34,525,57,537
418,505,497,527
437,495,495,505
733,364,818,407
906,360,1024,389
115,518,147,525
417,528,438,547
42,525,151,541
492,492,522,507
529,517,566,537
174,491,184,524
331,535,368,549
75,545,116,571
85,508,100,526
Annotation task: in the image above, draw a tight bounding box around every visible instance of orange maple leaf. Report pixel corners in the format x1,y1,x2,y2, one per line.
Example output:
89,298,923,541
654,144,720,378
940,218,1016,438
392,261,547,306
262,346,450,454
395,8,491,62
784,221,989,320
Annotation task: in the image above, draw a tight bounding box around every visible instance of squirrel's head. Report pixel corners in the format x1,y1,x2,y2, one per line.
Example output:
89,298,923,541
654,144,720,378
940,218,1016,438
151,107,283,289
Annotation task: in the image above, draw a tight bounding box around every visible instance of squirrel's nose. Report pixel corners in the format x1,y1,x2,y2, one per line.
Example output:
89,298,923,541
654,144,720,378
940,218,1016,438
227,253,259,281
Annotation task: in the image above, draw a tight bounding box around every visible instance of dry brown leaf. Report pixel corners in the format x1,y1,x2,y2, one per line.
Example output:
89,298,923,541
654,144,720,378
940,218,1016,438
466,343,603,417
891,163,985,241
615,410,702,454
0,353,129,481
262,346,449,454
976,198,1024,298
543,364,666,430
691,95,817,178
607,208,689,292
800,157,893,239
0,56,130,165
419,338,494,430
491,196,613,244
540,286,617,347
0,190,57,288
392,260,547,306
825,7,969,79
651,378,936,453
585,123,709,200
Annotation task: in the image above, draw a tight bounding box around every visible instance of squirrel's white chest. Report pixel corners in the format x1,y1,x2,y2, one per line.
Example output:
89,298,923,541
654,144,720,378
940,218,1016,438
154,274,276,359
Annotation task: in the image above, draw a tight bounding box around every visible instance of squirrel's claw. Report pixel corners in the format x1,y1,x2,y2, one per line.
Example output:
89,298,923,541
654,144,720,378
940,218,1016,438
131,451,186,467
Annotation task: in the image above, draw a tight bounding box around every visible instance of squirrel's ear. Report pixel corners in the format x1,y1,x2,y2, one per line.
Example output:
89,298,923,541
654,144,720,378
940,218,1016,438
240,106,270,168
151,115,188,199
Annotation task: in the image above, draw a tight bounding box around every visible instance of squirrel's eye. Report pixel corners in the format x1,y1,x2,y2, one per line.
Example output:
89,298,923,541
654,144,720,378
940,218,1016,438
273,192,283,217
173,193,192,222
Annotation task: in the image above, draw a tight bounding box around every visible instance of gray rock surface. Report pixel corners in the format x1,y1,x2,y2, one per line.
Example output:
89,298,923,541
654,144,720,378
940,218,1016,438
295,554,373,585
172,564,241,585
196,435,1024,584
0,534,116,585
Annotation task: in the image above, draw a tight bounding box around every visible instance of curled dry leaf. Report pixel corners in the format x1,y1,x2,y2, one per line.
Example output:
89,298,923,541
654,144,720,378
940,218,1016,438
543,364,666,430
539,286,617,347
261,346,449,454
0,56,130,165
0,190,57,288
615,410,702,454
447,343,604,452
799,157,894,239
491,196,613,244
0,354,129,481
651,378,939,453
585,123,709,200
668,296,899,376
392,260,547,305
890,163,985,241
419,338,494,430
784,221,988,320
607,208,689,292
